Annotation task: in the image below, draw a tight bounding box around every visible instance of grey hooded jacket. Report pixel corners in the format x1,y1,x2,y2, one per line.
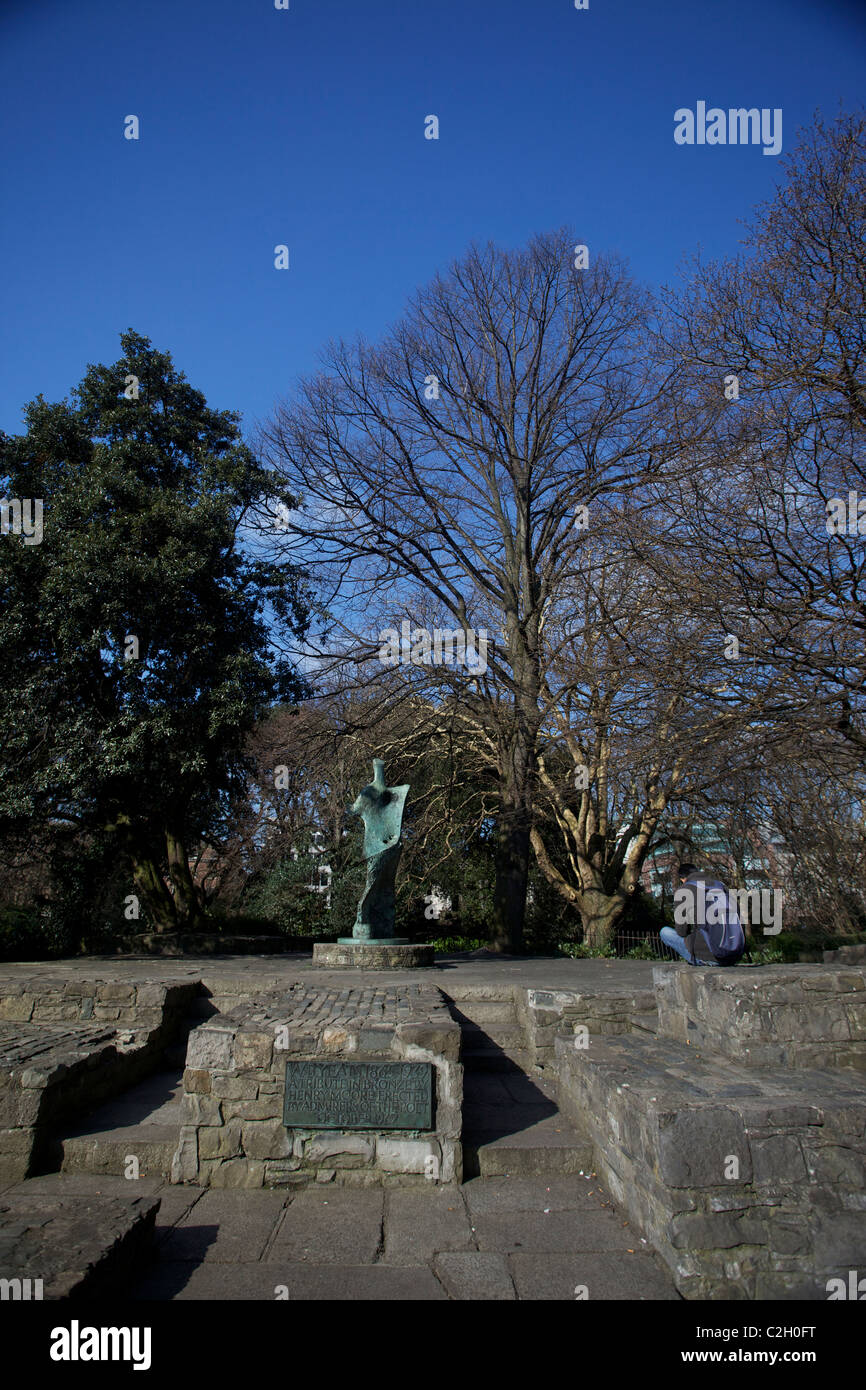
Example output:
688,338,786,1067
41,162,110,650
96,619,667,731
674,872,728,963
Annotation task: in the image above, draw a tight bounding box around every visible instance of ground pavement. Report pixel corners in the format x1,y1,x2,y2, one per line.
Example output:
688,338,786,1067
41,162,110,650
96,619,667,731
0,1169,678,1300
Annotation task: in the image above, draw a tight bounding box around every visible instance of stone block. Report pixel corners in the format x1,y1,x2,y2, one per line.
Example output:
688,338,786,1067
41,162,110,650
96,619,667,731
134,984,168,1007
0,1089,42,1127
186,1026,235,1071
0,1127,33,1161
803,1143,866,1186
180,1094,222,1126
657,1107,752,1187
263,1159,304,1185
376,1138,440,1174
242,1119,293,1161
208,1158,265,1189
844,1001,866,1034
221,1100,277,1121
18,1069,49,1090
0,997,34,1022
765,1217,812,1256
321,1026,352,1053
182,1068,212,1095
357,1027,396,1054
669,1211,766,1251
234,1031,274,1070
170,1126,198,1183
98,983,135,1002
199,1121,243,1160
762,1104,823,1129
813,1212,866,1267
303,1134,375,1165
396,1022,460,1061
210,1074,258,1100
751,1133,808,1184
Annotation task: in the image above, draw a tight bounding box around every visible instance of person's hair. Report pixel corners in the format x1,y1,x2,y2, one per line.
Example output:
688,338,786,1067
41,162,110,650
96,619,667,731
677,862,697,879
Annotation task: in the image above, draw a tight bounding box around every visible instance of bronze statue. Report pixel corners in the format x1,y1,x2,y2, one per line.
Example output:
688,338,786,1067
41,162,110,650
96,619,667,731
343,758,409,941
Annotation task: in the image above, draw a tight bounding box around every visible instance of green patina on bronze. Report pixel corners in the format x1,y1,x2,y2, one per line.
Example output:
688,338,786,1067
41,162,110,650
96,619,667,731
283,1060,433,1129
341,758,409,943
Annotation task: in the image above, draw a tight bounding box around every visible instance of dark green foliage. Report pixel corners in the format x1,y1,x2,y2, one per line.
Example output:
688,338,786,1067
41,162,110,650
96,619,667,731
0,331,310,937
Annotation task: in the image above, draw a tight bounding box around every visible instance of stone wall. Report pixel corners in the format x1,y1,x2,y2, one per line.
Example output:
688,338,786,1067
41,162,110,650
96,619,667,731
554,964,866,1299
655,964,866,1071
556,1030,866,1299
824,944,866,966
0,978,199,1183
172,981,462,1189
517,986,657,1069
0,975,198,1032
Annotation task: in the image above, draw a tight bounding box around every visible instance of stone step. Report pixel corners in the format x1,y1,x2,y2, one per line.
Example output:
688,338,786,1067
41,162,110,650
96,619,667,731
0,1177,160,1299
461,1067,591,1177
443,984,516,1005
450,999,518,1026
59,1070,183,1180
463,1127,595,1178
461,1045,534,1073
461,1021,526,1051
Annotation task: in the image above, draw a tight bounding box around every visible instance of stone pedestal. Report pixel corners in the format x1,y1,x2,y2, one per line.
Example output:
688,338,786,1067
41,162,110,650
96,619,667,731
172,980,461,1187
313,941,435,969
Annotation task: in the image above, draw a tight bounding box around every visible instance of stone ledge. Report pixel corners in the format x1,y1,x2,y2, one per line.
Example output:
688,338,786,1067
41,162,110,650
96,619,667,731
517,985,658,1068
654,964,866,1071
0,1186,160,1299
173,982,462,1188
313,943,434,969
555,1030,866,1299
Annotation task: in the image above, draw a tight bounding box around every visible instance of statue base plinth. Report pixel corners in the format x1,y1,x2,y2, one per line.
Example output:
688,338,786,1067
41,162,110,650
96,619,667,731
337,936,409,945
313,941,435,970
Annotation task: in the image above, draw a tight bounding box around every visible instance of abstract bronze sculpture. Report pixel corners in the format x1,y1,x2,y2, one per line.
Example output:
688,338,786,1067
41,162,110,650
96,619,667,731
341,758,409,943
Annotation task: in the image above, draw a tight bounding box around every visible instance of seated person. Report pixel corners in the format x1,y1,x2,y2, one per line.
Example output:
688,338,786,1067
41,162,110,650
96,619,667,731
659,862,745,967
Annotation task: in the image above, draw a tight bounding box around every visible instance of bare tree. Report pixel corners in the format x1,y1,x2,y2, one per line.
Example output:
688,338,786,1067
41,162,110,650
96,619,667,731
644,110,866,766
259,229,671,949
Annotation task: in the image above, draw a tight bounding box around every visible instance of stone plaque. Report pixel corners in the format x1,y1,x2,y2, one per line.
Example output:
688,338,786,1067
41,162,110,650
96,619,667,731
283,1061,433,1130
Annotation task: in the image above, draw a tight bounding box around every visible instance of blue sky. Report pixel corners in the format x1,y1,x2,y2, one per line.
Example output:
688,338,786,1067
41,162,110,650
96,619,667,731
1,0,864,441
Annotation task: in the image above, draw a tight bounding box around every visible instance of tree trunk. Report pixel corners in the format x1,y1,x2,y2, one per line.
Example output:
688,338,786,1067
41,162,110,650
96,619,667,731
578,887,626,949
166,827,205,929
129,851,178,932
491,801,530,954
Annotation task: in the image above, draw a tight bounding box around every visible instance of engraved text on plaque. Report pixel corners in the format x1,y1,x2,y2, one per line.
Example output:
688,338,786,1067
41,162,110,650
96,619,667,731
283,1061,433,1129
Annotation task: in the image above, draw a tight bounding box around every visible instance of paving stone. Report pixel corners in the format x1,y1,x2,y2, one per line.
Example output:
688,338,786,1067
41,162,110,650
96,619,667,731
433,1251,516,1300
462,1175,611,1216
267,1187,383,1264
150,1186,205,1238
160,1188,286,1262
133,1260,447,1300
508,1251,681,1300
472,1209,638,1254
383,1188,474,1264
